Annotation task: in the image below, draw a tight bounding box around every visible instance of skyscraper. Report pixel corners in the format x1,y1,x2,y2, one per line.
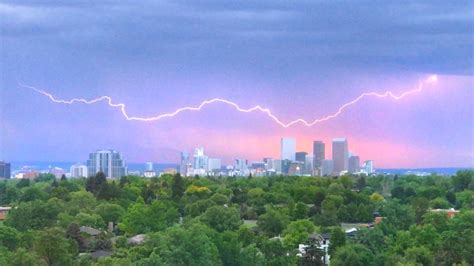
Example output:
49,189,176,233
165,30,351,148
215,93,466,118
70,163,88,178
179,151,189,175
363,160,375,174
321,160,334,176
332,138,348,174
348,155,360,173
281,138,296,161
295,151,308,163
0,161,11,179
193,147,208,171
305,155,315,175
145,162,154,171
313,141,325,168
87,150,127,179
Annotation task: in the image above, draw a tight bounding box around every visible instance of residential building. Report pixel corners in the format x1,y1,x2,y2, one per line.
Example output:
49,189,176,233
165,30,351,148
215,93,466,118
70,163,88,178
362,160,374,174
179,151,190,175
87,150,127,179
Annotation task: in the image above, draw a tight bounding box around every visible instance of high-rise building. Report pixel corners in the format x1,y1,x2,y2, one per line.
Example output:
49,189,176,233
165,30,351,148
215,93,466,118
281,159,292,174
313,141,325,168
273,159,282,173
348,155,360,173
208,158,221,171
281,138,296,161
0,161,11,179
235,159,248,175
362,160,375,174
295,152,307,163
288,162,304,176
263,158,274,170
70,163,88,178
332,138,348,174
193,147,208,171
305,155,315,175
87,150,127,179
179,151,189,175
321,160,334,176
146,162,154,171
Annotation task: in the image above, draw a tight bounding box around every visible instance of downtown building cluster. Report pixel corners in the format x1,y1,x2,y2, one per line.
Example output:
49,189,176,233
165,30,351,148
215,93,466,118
179,138,375,177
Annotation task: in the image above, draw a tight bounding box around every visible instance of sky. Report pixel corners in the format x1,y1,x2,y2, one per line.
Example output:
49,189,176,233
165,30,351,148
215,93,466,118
0,0,473,168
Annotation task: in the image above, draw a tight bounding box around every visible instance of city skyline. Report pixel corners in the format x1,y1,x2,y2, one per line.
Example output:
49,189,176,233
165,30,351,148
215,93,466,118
1,1,473,168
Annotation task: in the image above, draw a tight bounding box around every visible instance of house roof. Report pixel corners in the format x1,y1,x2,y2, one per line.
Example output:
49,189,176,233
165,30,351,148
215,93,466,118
80,226,102,236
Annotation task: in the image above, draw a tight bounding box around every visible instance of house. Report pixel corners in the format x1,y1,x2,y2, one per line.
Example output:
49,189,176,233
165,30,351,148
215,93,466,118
298,233,331,265
429,208,460,219
0,207,12,221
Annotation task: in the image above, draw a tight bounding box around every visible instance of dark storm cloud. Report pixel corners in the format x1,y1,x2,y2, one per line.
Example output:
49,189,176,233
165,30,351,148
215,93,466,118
1,0,472,75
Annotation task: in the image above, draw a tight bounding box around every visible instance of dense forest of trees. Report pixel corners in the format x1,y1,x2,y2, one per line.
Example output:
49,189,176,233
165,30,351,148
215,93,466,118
0,170,473,265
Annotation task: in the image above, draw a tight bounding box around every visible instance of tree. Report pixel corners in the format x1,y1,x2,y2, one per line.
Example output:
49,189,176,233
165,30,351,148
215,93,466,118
119,198,179,234
452,170,473,192
94,203,125,224
331,244,375,266
282,219,316,248
5,200,61,231
300,236,325,266
257,208,289,236
328,227,346,256
240,244,265,266
200,205,242,232
0,225,19,250
150,224,221,266
171,173,185,201
35,227,74,266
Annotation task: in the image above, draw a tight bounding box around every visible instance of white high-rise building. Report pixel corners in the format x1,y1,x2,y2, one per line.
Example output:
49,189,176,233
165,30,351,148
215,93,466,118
70,164,88,178
207,158,221,171
332,138,348,174
86,150,126,178
305,155,315,175
362,160,375,174
179,151,190,176
193,147,208,171
145,162,154,171
281,138,296,161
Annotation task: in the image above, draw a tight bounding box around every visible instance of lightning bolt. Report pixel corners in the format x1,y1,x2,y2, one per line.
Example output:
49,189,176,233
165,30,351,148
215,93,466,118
20,75,438,128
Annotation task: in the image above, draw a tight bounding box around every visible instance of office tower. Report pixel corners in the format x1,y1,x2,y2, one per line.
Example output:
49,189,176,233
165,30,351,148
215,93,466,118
348,155,360,173
313,141,325,168
87,150,127,179
263,158,274,170
305,155,315,175
332,138,348,174
273,159,282,173
70,163,88,178
208,158,221,171
193,147,208,170
288,162,304,176
281,159,292,174
179,151,189,175
321,160,334,176
281,138,296,161
295,151,308,163
363,160,374,174
0,161,11,179
146,162,154,171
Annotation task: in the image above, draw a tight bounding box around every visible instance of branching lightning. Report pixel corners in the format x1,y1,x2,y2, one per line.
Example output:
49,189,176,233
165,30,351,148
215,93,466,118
20,75,438,128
